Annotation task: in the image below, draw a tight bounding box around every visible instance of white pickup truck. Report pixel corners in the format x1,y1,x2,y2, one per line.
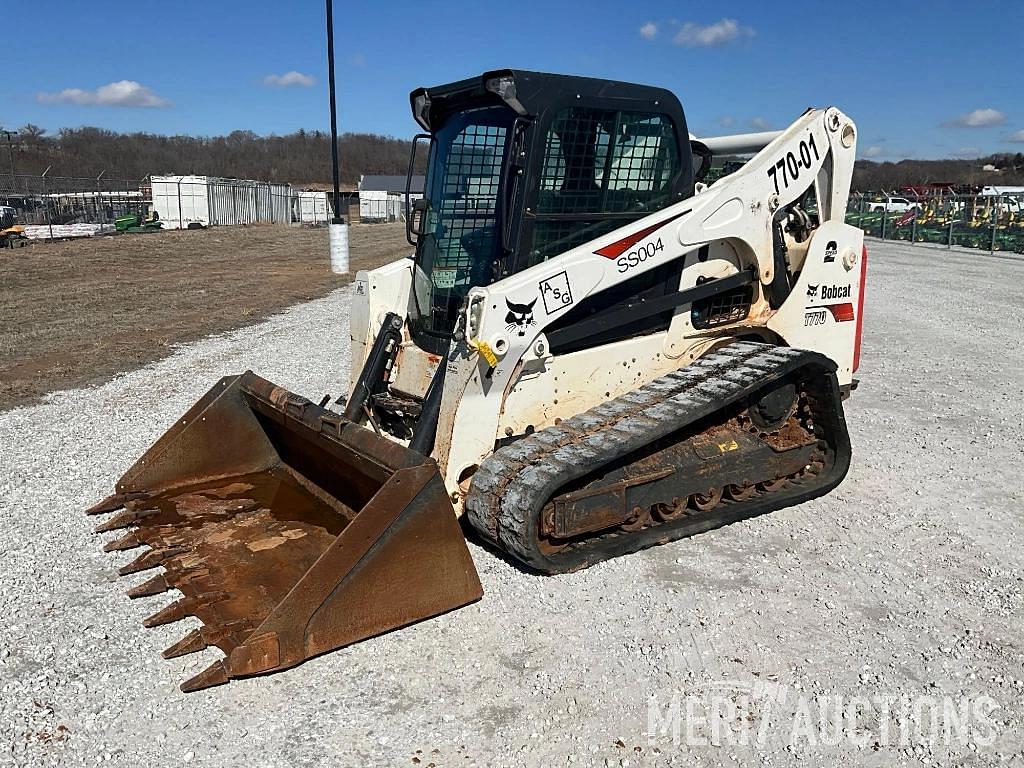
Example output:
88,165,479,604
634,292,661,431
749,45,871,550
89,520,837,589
868,196,918,213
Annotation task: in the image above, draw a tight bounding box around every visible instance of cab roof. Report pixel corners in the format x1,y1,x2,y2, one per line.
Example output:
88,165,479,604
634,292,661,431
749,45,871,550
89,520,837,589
409,69,686,132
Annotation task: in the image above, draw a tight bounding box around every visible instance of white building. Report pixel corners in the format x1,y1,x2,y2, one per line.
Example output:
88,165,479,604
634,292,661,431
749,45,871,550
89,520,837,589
293,190,333,224
358,174,424,223
150,175,292,229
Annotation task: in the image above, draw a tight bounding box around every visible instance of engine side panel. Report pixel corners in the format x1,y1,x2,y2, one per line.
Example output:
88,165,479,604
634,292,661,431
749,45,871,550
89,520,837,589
767,220,864,385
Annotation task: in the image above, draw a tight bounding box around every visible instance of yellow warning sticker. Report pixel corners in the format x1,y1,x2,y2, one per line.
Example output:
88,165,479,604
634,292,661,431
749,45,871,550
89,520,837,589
474,340,499,368
717,439,739,453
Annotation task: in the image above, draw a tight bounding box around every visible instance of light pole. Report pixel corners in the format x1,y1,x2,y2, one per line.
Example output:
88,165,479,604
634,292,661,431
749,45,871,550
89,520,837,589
2,130,17,179
325,0,349,274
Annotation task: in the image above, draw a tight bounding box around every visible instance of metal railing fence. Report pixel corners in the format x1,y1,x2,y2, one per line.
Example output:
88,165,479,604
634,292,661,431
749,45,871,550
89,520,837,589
846,192,1024,254
147,176,292,229
0,173,144,227
0,173,296,233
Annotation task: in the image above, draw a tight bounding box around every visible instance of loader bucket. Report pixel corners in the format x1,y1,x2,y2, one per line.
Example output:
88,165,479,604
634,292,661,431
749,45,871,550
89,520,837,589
86,372,482,692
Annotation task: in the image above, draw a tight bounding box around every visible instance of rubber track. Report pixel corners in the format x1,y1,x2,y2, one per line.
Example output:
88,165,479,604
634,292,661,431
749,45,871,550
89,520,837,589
465,341,851,573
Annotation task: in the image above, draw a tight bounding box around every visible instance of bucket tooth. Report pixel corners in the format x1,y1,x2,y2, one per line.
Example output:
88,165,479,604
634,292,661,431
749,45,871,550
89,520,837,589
94,513,132,534
103,531,143,552
118,545,186,576
162,629,207,659
180,660,230,693
127,573,170,599
164,617,251,660
85,492,147,516
94,508,158,534
143,592,227,627
143,598,190,628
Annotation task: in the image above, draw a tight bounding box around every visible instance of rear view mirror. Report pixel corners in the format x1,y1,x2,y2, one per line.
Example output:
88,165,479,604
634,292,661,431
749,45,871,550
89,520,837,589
409,197,430,238
406,133,432,246
690,140,713,184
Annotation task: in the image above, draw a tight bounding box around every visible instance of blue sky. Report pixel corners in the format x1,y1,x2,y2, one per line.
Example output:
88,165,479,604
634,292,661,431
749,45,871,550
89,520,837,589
5,0,1023,160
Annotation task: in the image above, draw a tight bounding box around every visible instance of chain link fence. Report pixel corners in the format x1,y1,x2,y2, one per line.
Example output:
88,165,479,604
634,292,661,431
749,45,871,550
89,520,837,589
0,173,295,236
0,174,144,228
149,175,292,229
846,192,1024,254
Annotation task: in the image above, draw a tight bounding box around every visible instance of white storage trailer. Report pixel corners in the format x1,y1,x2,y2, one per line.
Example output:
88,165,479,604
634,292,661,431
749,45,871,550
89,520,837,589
294,190,333,224
358,174,424,223
150,175,292,229
358,190,405,222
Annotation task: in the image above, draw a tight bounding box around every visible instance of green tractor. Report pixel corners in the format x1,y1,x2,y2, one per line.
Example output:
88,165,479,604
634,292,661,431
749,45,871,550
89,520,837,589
115,212,163,234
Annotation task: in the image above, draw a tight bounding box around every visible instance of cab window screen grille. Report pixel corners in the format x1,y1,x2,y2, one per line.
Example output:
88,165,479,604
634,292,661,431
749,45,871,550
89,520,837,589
434,123,508,275
606,116,677,199
538,109,613,214
527,219,624,268
413,117,511,343
530,108,679,265
537,110,678,215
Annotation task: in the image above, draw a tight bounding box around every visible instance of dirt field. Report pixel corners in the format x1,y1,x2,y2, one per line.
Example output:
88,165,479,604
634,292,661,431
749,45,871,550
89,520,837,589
0,223,408,410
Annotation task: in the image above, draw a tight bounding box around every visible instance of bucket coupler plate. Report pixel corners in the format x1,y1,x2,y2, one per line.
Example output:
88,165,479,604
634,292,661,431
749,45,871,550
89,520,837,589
86,372,482,692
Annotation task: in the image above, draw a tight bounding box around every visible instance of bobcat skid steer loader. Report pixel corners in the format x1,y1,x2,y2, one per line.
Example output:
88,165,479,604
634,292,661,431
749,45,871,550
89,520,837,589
86,70,866,692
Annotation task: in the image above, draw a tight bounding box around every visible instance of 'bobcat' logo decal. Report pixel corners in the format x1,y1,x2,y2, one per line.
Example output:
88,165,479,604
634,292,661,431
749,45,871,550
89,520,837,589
505,298,537,336
807,284,819,299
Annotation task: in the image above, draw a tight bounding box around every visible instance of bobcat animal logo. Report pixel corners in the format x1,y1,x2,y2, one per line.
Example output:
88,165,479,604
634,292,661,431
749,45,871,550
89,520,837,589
807,284,819,299
505,298,537,336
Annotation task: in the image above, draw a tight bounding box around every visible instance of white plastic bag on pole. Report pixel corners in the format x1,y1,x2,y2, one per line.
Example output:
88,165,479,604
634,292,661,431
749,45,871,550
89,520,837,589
329,221,349,274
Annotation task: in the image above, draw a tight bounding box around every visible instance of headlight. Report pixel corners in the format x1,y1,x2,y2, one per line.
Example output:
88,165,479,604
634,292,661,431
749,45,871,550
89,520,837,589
412,92,432,130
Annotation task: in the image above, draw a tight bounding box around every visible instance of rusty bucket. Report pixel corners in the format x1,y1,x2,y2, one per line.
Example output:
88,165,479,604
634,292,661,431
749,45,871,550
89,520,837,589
86,372,482,692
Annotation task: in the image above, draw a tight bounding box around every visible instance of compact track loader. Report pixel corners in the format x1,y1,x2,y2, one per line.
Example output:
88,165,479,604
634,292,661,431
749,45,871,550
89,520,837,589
87,70,867,692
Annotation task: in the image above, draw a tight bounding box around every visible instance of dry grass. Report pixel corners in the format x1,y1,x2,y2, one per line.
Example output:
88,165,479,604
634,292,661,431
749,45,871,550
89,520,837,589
0,223,409,410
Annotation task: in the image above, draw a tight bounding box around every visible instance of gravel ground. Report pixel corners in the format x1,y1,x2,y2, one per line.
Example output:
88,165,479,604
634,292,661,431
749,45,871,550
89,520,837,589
1,240,1022,767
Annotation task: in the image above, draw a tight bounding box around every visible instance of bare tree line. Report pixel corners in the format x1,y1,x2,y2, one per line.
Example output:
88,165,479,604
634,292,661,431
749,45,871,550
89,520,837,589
2,123,1023,190
2,124,421,185
852,154,1024,191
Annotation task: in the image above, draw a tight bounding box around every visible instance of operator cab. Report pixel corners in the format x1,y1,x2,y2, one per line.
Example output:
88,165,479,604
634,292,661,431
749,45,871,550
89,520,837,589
404,69,695,354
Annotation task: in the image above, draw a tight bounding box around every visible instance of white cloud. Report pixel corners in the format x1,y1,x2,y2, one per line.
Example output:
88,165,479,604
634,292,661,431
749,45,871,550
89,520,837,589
263,71,315,88
943,108,1006,128
674,18,754,47
748,117,772,130
718,116,735,128
860,145,919,160
954,147,981,158
1005,129,1024,143
639,22,658,40
37,80,170,108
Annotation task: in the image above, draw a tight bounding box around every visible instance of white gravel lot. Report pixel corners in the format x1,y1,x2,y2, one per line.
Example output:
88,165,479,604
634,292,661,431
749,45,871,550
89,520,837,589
2,240,1023,767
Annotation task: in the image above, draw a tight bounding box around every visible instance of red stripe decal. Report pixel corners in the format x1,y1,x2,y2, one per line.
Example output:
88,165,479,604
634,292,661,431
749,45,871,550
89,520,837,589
825,302,855,322
594,210,689,259
853,246,868,372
